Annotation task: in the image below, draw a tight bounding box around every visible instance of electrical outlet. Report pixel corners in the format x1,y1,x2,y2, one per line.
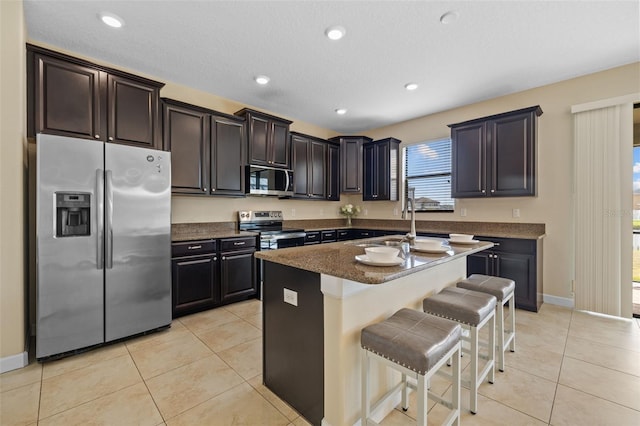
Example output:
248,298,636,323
512,208,520,218
283,288,298,306
363,208,368,216
393,208,399,216
460,208,467,217
320,208,324,216
290,208,296,217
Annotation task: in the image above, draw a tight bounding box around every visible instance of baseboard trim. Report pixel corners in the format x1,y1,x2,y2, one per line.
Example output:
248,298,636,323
543,294,575,308
0,351,28,373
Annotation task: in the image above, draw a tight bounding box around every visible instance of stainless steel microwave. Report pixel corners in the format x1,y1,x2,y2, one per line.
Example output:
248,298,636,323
246,165,294,197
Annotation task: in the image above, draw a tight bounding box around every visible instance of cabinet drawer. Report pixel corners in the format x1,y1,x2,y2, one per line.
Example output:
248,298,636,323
475,236,536,255
172,240,216,257
321,230,336,242
220,237,256,251
337,230,351,241
305,231,321,244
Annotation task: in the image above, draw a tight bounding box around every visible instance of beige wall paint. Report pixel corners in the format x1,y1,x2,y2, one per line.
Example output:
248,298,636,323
364,62,640,303
1,0,27,360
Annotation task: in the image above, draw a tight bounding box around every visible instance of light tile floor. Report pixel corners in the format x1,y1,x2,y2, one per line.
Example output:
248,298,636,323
1,300,639,425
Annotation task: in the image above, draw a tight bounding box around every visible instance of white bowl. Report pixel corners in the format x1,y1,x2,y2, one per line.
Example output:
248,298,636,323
413,239,443,250
365,246,400,262
449,233,474,241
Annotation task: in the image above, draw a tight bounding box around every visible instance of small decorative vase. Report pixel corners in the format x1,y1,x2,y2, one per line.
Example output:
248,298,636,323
346,215,352,226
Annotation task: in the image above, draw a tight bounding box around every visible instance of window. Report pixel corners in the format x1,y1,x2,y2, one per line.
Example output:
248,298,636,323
404,138,454,212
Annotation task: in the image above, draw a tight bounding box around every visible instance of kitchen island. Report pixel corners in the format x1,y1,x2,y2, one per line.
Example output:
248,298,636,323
256,236,493,426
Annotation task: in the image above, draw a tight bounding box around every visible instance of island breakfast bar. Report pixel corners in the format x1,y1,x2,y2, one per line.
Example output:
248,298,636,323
255,236,493,426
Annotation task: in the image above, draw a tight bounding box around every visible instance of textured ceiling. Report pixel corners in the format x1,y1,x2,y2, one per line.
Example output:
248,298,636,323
23,0,640,133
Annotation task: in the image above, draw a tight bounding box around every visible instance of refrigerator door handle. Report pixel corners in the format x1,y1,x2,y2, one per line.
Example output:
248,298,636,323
105,170,113,269
96,169,104,269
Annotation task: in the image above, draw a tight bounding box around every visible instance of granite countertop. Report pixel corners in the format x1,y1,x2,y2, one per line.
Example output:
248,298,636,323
172,222,257,242
255,235,493,284
286,219,545,240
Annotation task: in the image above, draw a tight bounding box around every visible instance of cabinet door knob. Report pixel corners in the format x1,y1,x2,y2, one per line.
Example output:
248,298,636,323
233,241,246,246
491,189,495,193
94,134,100,139
222,256,226,260
482,189,486,194
108,136,114,141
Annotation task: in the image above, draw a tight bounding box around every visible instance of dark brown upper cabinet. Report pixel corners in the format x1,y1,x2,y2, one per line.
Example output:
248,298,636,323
329,136,373,193
27,45,163,150
210,115,245,196
291,132,327,199
326,141,340,201
162,99,209,194
363,138,401,201
449,105,543,198
235,108,292,169
162,98,246,197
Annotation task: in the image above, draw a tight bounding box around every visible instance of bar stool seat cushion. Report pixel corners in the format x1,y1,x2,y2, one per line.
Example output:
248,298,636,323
423,287,496,326
457,274,515,302
361,308,461,375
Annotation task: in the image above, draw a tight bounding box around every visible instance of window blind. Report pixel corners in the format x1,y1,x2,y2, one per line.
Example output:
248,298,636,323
404,139,454,211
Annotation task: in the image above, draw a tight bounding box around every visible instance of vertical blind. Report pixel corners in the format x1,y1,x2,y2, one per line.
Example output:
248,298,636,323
404,139,454,211
574,105,625,316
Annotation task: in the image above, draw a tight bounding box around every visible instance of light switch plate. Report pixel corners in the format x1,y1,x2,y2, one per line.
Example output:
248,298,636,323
283,288,298,306
460,208,467,217
512,208,520,218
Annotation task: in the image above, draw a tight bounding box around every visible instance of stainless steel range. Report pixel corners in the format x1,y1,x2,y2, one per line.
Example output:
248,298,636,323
238,210,306,250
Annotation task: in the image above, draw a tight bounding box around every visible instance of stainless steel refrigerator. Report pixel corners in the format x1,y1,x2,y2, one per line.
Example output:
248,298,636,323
35,134,172,359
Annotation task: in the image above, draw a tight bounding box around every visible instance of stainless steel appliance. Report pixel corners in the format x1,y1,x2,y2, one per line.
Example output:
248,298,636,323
238,210,305,249
35,134,172,359
246,165,294,197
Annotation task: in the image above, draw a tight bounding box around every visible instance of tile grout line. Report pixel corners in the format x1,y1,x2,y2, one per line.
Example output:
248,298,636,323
125,341,167,424
546,307,574,425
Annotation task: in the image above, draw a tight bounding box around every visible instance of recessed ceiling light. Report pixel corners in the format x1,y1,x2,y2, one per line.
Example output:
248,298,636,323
325,26,346,41
404,83,419,91
440,11,459,24
99,13,124,28
255,75,270,85
335,108,347,115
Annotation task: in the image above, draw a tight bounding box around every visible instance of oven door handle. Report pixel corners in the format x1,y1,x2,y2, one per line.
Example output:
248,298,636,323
262,232,307,241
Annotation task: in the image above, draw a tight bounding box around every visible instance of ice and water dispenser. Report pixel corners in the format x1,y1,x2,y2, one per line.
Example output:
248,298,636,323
55,192,90,237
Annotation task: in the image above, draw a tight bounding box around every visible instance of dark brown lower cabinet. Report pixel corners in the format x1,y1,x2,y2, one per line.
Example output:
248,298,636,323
466,237,541,312
220,249,257,303
171,236,258,318
171,240,218,318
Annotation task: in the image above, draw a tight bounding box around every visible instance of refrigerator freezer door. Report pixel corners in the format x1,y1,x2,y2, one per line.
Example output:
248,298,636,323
36,134,105,358
104,144,171,341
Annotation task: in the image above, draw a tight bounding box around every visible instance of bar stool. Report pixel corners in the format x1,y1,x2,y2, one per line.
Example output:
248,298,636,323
457,274,516,372
422,287,496,414
361,308,462,426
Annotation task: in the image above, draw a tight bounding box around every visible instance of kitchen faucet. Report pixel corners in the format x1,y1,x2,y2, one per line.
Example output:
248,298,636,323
403,187,417,243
